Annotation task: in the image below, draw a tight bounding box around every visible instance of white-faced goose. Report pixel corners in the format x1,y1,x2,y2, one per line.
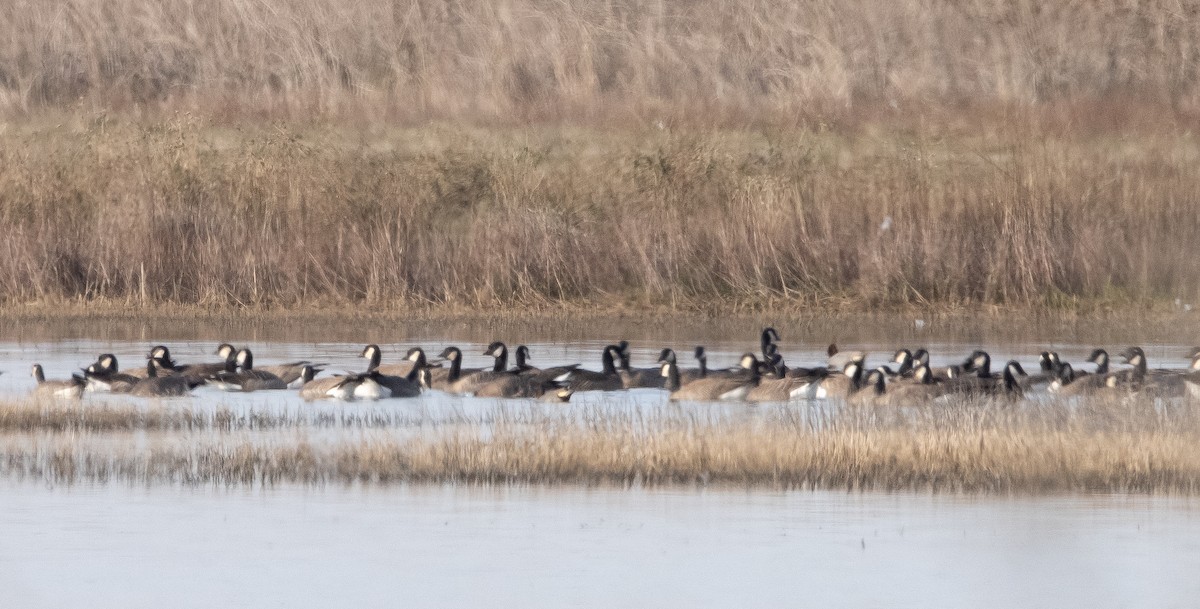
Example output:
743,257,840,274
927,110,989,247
31,364,85,399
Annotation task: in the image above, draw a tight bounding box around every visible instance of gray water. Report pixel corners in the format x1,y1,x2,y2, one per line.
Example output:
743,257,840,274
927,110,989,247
2,326,1198,608
2,484,1197,609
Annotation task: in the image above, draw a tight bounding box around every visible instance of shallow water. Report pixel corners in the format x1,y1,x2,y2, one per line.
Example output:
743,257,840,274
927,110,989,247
2,324,1198,607
1,484,1197,609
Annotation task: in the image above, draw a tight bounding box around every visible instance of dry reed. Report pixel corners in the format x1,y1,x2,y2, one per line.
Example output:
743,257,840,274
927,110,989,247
3,396,1199,492
4,0,1200,313
3,0,1200,122
2,122,1199,312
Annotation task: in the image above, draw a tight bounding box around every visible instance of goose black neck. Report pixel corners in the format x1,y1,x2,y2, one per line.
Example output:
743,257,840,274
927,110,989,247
515,346,533,372
447,350,462,382
406,351,426,382
491,347,508,372
663,363,681,392
602,346,617,374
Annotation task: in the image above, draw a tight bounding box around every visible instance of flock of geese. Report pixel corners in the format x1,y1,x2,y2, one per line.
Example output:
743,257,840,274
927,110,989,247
28,328,1200,404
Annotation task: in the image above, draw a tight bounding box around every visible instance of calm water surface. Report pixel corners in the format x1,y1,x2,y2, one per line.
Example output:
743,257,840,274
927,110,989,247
1,320,1198,608
1,485,1197,609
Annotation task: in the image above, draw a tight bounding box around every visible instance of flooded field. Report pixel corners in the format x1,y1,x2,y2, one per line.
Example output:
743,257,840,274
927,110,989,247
1,317,1197,606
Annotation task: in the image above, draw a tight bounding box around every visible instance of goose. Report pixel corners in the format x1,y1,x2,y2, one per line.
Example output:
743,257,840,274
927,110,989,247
746,355,810,402
444,342,516,395
136,344,238,381
1112,347,1185,397
791,359,865,400
207,349,288,392
616,341,666,389
760,327,781,360
297,365,361,401
1049,362,1110,397
84,354,140,393
766,344,832,381
429,346,485,390
560,345,625,392
1087,349,1110,374
361,344,423,377
1018,351,1060,391
655,348,706,384
30,364,85,399
357,347,429,398
892,349,918,377
910,348,962,381
1183,351,1200,400
849,368,889,406
512,345,579,385
472,372,563,399
129,359,202,397
661,356,759,401
881,364,947,405
539,387,574,403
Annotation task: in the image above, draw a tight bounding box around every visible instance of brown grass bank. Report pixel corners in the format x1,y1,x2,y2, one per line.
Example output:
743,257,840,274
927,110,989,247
3,0,1200,122
2,121,1199,313
3,397,1199,492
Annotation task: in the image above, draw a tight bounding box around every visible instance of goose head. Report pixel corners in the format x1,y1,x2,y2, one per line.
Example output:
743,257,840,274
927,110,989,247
361,344,383,371
235,348,254,371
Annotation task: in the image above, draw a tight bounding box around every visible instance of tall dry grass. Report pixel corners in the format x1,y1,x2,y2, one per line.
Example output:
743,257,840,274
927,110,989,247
3,0,1200,312
2,396,1199,491
1,121,1198,310
2,0,1200,122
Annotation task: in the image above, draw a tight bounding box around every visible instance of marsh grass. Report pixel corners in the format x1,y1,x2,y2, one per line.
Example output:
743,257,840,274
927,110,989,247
3,396,1199,492
3,0,1200,122
2,122,1199,312
5,0,1200,313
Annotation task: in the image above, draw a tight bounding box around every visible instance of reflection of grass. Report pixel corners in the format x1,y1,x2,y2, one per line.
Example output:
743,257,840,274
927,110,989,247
2,122,1199,313
3,397,1198,492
